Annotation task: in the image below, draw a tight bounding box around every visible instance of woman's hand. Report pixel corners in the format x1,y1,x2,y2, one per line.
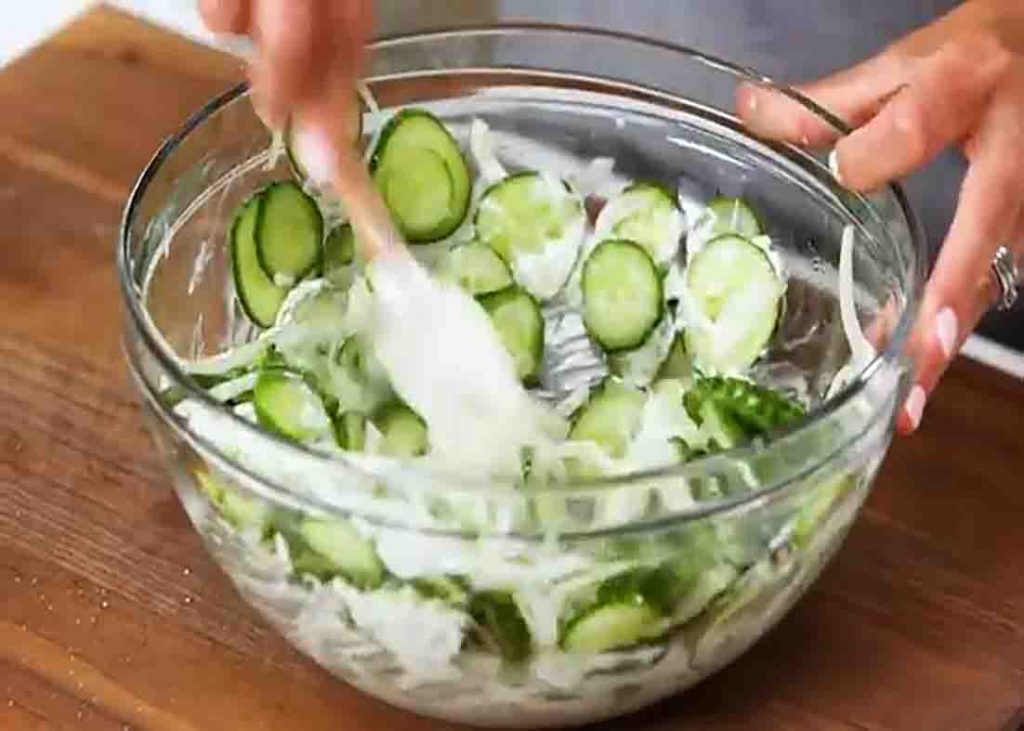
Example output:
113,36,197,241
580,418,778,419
199,0,372,139
736,0,1024,434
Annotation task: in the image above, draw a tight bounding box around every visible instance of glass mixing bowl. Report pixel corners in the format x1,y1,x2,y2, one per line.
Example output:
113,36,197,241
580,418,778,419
118,26,924,728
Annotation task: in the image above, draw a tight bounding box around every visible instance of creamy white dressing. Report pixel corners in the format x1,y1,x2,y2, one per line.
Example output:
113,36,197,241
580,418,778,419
512,222,585,301
333,582,467,680
623,379,703,472
503,173,587,300
367,251,566,476
611,314,678,387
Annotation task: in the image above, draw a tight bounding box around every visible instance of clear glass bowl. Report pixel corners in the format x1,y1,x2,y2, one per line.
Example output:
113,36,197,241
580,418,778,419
119,26,924,728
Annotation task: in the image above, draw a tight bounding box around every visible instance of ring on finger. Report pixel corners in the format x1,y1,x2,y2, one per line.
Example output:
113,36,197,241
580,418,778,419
991,244,1021,311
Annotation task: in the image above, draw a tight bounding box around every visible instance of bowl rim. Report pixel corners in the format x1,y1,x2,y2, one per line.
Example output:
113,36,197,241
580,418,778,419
118,23,925,523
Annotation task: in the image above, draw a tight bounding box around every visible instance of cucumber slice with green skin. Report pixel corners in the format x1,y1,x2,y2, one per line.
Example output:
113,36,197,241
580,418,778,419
477,286,544,384
792,473,853,548
370,109,471,243
195,469,270,533
333,410,367,452
334,335,370,382
289,517,385,589
329,334,392,412
595,566,680,615
683,376,805,448
373,402,429,457
231,192,289,328
582,239,664,352
594,181,685,266
469,591,532,662
561,602,666,653
475,171,586,299
253,369,333,442
705,196,762,238
413,576,471,607
333,335,390,391
323,223,356,274
568,379,647,458
439,242,513,295
684,234,784,373
255,181,324,284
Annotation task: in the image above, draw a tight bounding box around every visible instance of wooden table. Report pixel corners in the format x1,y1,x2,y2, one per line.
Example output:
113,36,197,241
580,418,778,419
2,7,1023,730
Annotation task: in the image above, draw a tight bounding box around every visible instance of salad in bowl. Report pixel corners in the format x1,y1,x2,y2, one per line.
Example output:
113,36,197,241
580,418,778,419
119,26,923,727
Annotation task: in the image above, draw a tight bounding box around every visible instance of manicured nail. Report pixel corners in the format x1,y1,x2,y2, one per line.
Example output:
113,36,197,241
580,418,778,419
293,121,335,186
747,92,758,115
935,307,958,360
903,384,927,432
828,148,844,185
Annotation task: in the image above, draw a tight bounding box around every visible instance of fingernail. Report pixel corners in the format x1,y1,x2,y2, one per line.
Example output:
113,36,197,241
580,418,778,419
293,121,336,186
800,133,810,147
828,148,844,185
747,92,758,115
935,307,958,359
903,384,927,432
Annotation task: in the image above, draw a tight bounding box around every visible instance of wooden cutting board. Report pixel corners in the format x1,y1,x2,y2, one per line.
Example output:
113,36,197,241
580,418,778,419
1,7,1023,730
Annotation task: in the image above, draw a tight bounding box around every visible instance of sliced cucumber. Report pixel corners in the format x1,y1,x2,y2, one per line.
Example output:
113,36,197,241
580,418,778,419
582,240,663,352
230,192,289,328
704,196,762,238
561,603,666,653
253,369,333,442
477,286,544,384
373,402,429,457
323,223,356,274
333,335,389,392
475,171,585,299
329,334,392,412
439,242,513,295
370,109,471,242
289,517,385,589
683,376,805,449
684,234,783,373
792,473,853,548
334,335,370,382
333,410,367,452
195,469,269,533
255,181,323,283
594,181,684,265
413,576,470,607
469,591,532,662
568,379,647,459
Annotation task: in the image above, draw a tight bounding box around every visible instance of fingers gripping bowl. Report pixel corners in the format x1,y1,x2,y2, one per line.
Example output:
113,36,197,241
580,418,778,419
119,27,924,728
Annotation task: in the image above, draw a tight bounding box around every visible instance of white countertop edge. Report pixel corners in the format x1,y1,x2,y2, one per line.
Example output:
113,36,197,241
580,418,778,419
960,334,1024,379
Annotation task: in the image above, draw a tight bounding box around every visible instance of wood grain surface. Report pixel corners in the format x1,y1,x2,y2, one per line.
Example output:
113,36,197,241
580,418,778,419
2,7,1023,730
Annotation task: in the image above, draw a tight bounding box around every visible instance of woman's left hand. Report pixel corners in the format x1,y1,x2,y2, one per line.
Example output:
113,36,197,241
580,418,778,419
736,0,1024,434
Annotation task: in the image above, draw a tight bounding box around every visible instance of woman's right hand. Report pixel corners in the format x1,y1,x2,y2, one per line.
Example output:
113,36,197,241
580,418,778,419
198,0,372,139
736,0,1024,434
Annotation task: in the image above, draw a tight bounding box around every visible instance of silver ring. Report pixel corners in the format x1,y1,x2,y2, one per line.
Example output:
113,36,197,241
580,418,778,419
991,245,1020,311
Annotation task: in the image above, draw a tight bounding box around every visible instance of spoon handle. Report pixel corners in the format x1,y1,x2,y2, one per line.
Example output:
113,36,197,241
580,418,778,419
331,141,404,261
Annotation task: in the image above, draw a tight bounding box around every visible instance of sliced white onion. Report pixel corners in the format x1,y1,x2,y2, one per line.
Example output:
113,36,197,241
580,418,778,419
469,118,508,184
838,225,875,367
